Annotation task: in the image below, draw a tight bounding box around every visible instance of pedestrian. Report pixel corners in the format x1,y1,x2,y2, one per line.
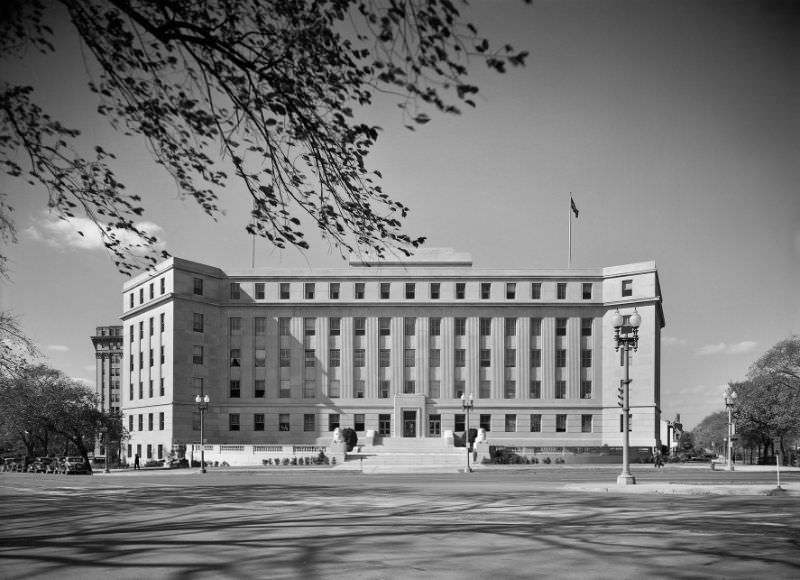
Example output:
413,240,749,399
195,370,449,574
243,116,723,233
134,453,140,470
653,448,662,469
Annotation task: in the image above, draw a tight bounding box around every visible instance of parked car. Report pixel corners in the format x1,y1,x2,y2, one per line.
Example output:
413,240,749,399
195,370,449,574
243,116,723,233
62,456,90,475
1,457,16,472
30,457,57,473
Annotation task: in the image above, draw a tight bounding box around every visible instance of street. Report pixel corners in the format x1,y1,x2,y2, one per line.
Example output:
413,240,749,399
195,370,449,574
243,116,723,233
1,467,799,579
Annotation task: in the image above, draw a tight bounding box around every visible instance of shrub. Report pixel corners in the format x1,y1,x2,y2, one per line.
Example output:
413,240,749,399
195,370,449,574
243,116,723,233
555,457,565,464
316,450,327,465
274,457,280,465
282,457,290,466
530,457,539,464
543,457,552,464
331,457,337,465
341,428,358,452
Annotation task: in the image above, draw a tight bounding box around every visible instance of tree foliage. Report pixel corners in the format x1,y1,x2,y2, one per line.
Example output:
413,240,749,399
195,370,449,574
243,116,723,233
1,0,529,275
747,335,800,391
689,411,727,453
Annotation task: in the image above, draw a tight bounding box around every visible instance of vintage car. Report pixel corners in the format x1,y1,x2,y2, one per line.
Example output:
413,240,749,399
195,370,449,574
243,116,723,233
62,456,91,475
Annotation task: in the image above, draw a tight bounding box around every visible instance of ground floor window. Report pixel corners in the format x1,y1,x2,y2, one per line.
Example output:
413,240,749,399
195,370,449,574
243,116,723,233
454,414,465,432
530,414,541,432
505,414,516,432
329,413,340,431
580,380,592,399
379,414,391,436
581,414,593,433
254,413,265,431
279,413,290,431
157,444,163,459
479,414,491,431
556,414,567,432
428,414,441,436
304,414,315,432
354,413,365,431
229,413,240,431
146,444,152,459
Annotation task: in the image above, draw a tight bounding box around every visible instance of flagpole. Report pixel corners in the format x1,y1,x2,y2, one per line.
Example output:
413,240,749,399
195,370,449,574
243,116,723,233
568,192,572,268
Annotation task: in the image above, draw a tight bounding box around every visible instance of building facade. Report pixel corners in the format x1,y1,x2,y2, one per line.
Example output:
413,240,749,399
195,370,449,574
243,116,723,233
120,250,664,464
91,325,123,462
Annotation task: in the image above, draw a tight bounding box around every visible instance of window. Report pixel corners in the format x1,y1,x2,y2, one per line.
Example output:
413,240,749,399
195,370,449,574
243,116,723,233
280,348,290,367
475,414,489,431
455,282,466,299
531,282,542,299
139,288,144,304
354,282,365,299
139,321,144,339
138,414,143,431
581,349,592,368
149,283,154,300
255,282,265,299
255,380,266,398
146,444,152,459
329,282,340,299
430,349,440,367
454,349,466,367
379,349,390,367
429,317,441,336
506,282,516,299
380,282,390,299
229,317,241,335
254,317,266,336
429,414,441,436
160,278,165,295
193,278,203,296
480,318,491,336
129,325,134,342
304,414,316,431
230,380,241,398
454,414,465,432
429,380,440,398
530,318,541,338
582,283,592,299
329,349,341,367
481,282,491,299
505,317,516,337
622,279,633,297
279,414,290,431
159,412,165,430
224,413,239,432
479,380,491,398
280,282,290,299
557,283,567,300
304,317,316,336
230,348,241,367
556,349,567,368
279,317,290,336
379,414,391,436
505,414,516,432
193,313,204,333
328,413,340,431
139,351,144,369
129,415,134,431
379,380,391,398
454,380,465,398
504,380,516,399
129,294,134,308
148,379,153,397
505,349,516,367
404,282,415,299
404,349,415,367
304,349,316,368
529,380,541,399
354,317,366,336
251,348,265,367
329,379,340,398
430,282,440,299
192,377,203,393
455,317,466,336
149,349,154,367
192,345,204,365
530,414,542,432
556,414,567,432
556,318,567,337
379,317,391,336
404,317,416,336
352,380,364,398
354,349,366,367
149,317,154,336
230,282,241,299
159,345,164,365
404,380,415,394
303,380,316,398
327,317,340,336
555,380,566,399
304,282,315,299
531,349,541,367
160,313,165,333
148,413,153,431
581,380,592,399
159,378,165,396
581,318,593,337
354,413,365,431
479,349,491,367
254,414,265,431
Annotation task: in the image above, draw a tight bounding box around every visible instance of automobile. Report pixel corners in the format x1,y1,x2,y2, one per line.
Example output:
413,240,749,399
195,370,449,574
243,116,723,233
62,456,91,475
1,457,16,472
31,457,59,473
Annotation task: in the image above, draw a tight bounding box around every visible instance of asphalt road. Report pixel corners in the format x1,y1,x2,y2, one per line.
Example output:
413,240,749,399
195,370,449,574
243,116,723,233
2,467,799,579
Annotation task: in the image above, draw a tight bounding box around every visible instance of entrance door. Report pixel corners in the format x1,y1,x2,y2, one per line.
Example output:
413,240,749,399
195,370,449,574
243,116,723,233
403,410,417,438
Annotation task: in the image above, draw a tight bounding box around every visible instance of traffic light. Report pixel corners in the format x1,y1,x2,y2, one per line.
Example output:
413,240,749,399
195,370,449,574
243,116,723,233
617,381,625,408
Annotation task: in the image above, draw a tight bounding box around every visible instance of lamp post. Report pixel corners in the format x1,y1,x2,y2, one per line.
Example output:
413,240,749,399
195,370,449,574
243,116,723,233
460,393,474,473
195,394,210,474
612,308,641,486
723,388,737,471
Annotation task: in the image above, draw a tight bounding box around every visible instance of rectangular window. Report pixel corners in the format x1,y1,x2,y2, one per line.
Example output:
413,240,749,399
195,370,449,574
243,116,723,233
531,349,541,367
581,318,593,337
354,413,365,431
303,380,316,399
149,317,154,336
230,282,241,299
254,414,265,431
255,380,266,398
129,415,134,431
329,282,340,299
429,414,441,436
160,313,165,333
379,380,391,398
192,345,204,365
159,412,165,430
405,283,415,299
478,414,491,431
280,282,290,299
505,349,516,367
531,282,542,299
576,381,590,401
129,294,134,308
454,414,465,432
556,318,567,337
504,380,516,399
329,379,340,398
404,380,415,394
230,348,241,367
193,313,204,333
160,277,165,295
429,348,441,367
529,380,541,399
149,283,154,300
556,349,567,367
429,380,440,398
304,282,315,299
159,378,165,396
229,317,241,335
557,282,567,300
329,317,341,336
354,380,365,398
279,317,290,336
149,349,154,367
304,349,316,368
455,282,466,299
581,349,592,368
139,351,144,370
404,317,416,336
328,413,340,431
479,380,491,398
454,349,466,367
479,318,491,336
148,379,153,397
531,317,542,336
454,380,465,398
506,282,516,299
505,317,516,337
380,282,390,299
193,278,203,296
304,317,316,336
354,282,365,299
622,279,633,297
379,349,390,367
530,414,542,432
430,282,440,299
404,349,415,367
255,282,265,299
157,444,163,460
279,414,290,431
129,325,134,343
230,380,241,398
148,413,153,431
505,414,516,432
280,348,290,367
229,414,241,431
329,348,341,367
429,317,441,336
139,288,144,304
254,317,266,336
146,444,152,459
139,321,143,339
582,283,592,299
481,282,491,299
354,317,366,336
556,414,567,432
479,349,491,368
160,345,165,365
455,318,466,336
379,414,391,436
354,349,366,367
379,317,391,336
304,414,316,431
555,380,566,399
138,414,143,431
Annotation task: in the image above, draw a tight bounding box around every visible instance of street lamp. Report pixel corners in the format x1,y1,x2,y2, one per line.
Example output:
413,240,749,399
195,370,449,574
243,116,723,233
723,388,737,471
612,308,641,486
194,394,210,474
460,393,474,473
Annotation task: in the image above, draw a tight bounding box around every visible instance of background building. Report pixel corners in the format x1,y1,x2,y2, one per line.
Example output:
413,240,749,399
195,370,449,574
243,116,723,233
120,249,664,464
90,325,123,462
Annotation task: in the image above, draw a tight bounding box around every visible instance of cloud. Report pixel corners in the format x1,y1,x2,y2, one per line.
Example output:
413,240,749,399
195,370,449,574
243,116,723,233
47,344,70,352
662,336,687,347
71,377,94,387
24,213,166,255
696,341,757,356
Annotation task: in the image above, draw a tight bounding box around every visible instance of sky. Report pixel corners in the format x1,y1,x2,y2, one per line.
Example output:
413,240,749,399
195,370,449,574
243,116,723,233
1,0,798,429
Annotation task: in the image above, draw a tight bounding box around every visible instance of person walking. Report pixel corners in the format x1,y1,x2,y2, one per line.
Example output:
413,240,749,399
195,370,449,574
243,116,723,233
134,453,140,470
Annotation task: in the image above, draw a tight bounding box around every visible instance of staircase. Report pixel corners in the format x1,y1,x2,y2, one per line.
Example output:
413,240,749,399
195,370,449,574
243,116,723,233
344,437,471,473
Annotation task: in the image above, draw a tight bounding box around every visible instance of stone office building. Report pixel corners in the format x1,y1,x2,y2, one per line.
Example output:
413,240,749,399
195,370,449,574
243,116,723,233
90,325,123,462
119,249,664,464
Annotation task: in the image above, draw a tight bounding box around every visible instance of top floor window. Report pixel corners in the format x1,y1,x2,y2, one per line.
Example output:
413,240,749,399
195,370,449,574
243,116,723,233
622,279,633,297
506,282,516,299
380,283,390,299
149,283,154,299
129,293,134,308
160,278,165,295
255,282,265,299
531,282,541,300
193,278,203,296
481,283,491,299
305,283,315,299
354,282,365,299
139,288,144,304
280,282,290,299
430,283,440,299
329,282,340,299
582,283,592,299
557,283,567,300
405,283,415,299
455,282,466,299
230,283,240,299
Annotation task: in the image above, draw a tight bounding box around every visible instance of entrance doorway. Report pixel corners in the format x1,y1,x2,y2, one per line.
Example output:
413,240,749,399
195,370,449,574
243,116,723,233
403,410,417,438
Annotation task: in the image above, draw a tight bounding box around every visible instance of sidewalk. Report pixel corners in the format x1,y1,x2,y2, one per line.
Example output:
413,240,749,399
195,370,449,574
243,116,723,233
565,482,799,496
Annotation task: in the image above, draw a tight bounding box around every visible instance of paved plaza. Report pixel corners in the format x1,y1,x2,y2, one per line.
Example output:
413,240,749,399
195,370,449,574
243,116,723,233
1,467,799,579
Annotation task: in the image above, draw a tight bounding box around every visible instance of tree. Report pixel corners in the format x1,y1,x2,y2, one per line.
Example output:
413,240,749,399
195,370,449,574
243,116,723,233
748,335,800,392
340,427,358,452
1,0,529,275
0,311,39,378
689,411,727,454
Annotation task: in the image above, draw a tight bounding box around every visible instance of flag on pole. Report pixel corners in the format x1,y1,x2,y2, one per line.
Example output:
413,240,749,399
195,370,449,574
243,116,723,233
571,196,579,218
